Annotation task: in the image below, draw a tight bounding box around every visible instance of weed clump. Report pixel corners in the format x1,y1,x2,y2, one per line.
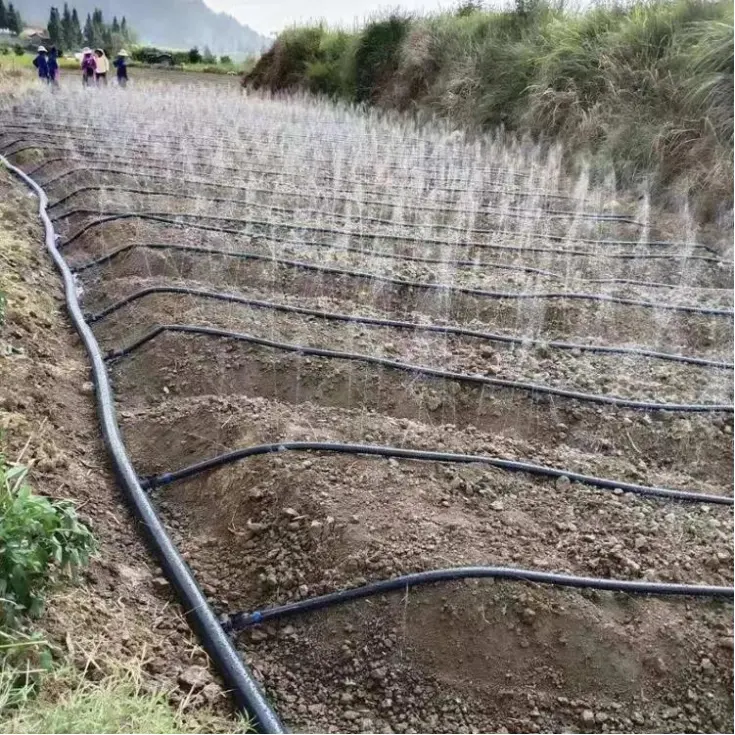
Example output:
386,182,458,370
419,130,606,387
0,452,96,627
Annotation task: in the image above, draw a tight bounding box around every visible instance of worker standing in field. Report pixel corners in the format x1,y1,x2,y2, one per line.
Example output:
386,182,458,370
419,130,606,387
113,49,129,88
47,47,60,88
32,46,49,83
94,49,109,86
81,48,96,87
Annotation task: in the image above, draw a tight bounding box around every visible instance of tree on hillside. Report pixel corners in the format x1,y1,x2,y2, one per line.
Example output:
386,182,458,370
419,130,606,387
6,1,20,34
0,1,7,32
70,8,83,47
111,16,119,34
60,3,71,47
47,6,61,46
83,12,92,46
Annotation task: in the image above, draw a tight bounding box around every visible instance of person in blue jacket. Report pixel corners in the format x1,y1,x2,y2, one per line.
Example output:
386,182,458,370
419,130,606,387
113,49,129,88
32,46,49,82
47,47,60,88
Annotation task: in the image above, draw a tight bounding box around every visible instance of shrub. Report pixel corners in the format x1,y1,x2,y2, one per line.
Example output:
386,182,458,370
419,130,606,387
0,453,96,627
353,14,412,103
13,44,23,56
187,46,202,64
220,55,232,65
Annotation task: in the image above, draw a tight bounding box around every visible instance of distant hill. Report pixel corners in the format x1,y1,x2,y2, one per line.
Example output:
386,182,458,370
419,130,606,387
17,0,270,54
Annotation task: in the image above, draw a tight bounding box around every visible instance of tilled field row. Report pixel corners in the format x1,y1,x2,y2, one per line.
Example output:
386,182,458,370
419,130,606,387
5,84,732,735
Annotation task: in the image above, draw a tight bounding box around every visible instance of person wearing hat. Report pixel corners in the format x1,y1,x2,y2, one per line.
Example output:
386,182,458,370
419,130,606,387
94,48,110,86
32,46,49,82
113,49,129,88
47,46,60,88
81,47,96,87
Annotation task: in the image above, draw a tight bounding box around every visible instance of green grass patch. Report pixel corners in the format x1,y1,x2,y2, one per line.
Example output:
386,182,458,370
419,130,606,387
0,655,254,733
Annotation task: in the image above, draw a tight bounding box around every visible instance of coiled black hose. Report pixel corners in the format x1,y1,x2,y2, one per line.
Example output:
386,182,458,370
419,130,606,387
0,155,286,734
139,440,734,505
222,566,734,633
106,323,734,412
87,285,734,369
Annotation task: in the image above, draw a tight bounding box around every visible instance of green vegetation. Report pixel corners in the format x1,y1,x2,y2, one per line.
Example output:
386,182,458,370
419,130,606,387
46,4,135,55
0,450,96,628
1,660,253,734
245,0,734,218
131,45,251,74
0,52,78,69
0,1,23,35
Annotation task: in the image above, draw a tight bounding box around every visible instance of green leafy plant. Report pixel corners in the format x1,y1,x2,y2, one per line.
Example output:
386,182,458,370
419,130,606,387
0,453,96,628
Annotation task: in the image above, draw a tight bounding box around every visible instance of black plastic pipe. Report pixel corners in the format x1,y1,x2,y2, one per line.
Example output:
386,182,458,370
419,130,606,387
0,156,286,733
87,285,734,370
51,204,710,252
140,440,734,505
0,120,539,175
46,182,646,227
106,324,734,413
222,566,734,632
0,127,533,182
30,158,584,208
3,141,547,199
68,233,733,317
58,212,732,268
61,210,561,278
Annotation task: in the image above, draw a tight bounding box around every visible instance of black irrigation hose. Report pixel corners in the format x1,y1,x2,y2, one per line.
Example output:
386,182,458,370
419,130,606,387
47,191,665,265
222,565,734,632
47,182,646,229
50,197,709,253
2,117,521,164
32,156,581,209
0,156,286,733
0,128,532,184
67,232,734,317
55,209,728,267
44,196,729,289
87,285,734,370
139,441,734,505
105,324,735,413
0,123,544,186
4,141,542,200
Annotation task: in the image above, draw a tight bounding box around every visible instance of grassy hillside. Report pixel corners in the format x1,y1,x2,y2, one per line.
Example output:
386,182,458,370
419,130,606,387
244,0,733,220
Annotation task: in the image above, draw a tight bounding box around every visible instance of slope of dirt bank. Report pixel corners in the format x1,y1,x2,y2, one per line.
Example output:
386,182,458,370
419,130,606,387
0,168,237,722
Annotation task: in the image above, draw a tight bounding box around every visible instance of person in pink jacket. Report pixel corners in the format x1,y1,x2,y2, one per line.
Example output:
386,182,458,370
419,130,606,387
81,48,96,87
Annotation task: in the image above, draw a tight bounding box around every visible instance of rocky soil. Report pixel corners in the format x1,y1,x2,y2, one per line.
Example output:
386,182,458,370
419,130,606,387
1,87,732,733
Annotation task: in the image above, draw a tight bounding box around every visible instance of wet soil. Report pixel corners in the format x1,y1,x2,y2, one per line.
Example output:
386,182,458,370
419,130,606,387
3,108,733,735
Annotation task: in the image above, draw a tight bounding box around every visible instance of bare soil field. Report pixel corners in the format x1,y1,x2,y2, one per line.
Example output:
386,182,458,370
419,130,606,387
1,79,733,733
